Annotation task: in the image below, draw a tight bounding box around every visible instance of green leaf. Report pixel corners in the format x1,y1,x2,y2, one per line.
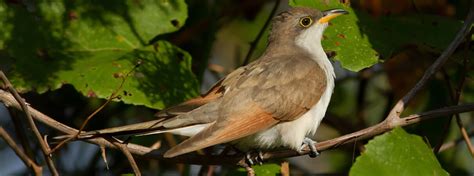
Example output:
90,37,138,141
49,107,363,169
349,128,448,176
62,43,198,109
252,163,281,175
0,0,198,109
289,0,462,71
229,163,281,176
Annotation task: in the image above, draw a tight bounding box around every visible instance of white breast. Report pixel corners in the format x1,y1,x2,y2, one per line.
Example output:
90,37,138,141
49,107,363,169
233,23,335,151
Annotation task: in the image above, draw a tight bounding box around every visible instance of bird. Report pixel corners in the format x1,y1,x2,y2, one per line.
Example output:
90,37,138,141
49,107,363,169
69,7,348,161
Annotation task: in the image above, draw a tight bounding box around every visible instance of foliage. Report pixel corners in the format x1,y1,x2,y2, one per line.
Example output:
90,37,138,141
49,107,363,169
350,128,448,176
0,0,199,109
229,163,281,175
290,0,462,71
0,0,473,175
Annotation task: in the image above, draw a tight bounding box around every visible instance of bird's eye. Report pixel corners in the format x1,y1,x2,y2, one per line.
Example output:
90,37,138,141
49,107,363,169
299,16,313,27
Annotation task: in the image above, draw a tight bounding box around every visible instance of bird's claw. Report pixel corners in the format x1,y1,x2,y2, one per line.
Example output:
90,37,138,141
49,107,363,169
245,151,264,166
257,151,264,165
300,137,320,158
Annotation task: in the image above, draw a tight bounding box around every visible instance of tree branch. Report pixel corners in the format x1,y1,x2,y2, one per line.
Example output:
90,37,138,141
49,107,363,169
0,71,59,175
435,52,474,156
0,89,154,157
6,108,37,163
439,131,474,152
454,115,474,157
110,139,142,176
1,89,473,166
0,127,42,175
131,103,474,166
386,0,474,121
50,61,140,154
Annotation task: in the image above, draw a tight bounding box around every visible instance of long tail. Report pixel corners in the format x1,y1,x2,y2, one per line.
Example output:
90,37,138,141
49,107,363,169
53,118,167,140
55,100,220,140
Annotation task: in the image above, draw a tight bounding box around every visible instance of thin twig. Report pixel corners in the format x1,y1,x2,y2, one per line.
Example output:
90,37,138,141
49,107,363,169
100,145,110,170
0,89,146,151
453,35,474,157
198,165,215,176
50,61,141,154
434,27,473,153
280,162,290,176
0,126,42,175
239,104,474,166
241,0,281,66
2,89,473,165
454,115,474,157
439,131,474,152
434,69,472,154
109,138,141,176
386,0,474,122
244,166,255,176
355,69,370,128
433,33,473,155
7,109,37,163
433,70,457,153
0,71,59,176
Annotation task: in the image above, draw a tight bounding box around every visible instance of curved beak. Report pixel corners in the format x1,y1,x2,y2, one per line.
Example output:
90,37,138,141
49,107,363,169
318,9,349,24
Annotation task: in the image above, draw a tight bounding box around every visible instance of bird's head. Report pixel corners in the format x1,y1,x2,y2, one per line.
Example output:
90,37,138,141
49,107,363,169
268,7,348,47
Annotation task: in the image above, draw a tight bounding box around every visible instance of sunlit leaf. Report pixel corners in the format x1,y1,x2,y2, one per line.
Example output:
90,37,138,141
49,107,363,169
290,0,462,71
350,128,448,176
0,0,198,109
230,163,281,176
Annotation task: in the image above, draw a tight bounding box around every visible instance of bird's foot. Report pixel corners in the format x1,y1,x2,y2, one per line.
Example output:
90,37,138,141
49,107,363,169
299,137,319,158
245,150,264,166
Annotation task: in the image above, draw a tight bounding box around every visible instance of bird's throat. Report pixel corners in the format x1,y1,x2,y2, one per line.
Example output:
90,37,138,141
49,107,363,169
295,24,335,79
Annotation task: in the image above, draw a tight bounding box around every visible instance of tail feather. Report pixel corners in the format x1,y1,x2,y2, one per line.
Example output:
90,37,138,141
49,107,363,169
55,101,221,140
79,118,167,138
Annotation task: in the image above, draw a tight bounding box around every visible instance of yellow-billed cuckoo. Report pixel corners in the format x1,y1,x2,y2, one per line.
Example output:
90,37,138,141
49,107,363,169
68,7,348,161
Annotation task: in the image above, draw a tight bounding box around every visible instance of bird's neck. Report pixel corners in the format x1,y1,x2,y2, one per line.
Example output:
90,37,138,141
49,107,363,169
264,38,334,78
294,25,335,80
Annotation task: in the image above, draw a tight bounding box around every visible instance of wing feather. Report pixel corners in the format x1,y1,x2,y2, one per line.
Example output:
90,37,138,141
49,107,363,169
164,105,276,158
155,79,225,117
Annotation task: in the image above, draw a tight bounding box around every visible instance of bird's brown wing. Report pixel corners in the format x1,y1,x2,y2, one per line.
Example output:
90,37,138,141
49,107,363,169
225,54,327,121
164,54,327,157
164,104,276,157
155,64,251,117
155,79,225,118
